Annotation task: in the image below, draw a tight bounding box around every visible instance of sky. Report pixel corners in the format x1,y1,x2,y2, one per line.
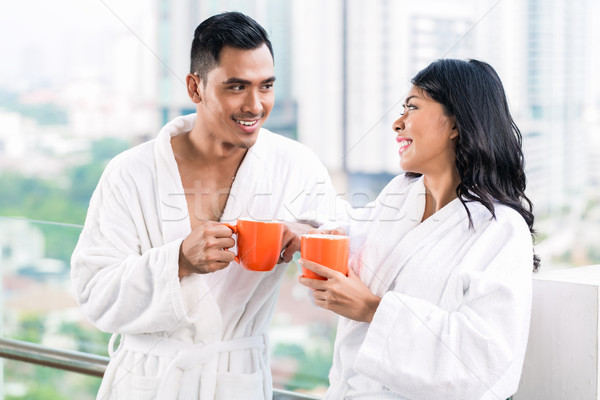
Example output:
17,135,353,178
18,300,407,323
0,0,144,90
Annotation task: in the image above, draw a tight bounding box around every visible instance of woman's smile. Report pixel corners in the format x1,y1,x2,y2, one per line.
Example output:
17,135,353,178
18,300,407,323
396,136,413,154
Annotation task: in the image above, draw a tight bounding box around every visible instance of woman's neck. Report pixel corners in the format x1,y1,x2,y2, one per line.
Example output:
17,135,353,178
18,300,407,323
421,169,461,221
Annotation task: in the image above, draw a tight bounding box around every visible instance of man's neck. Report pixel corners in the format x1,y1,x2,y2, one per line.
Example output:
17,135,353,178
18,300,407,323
172,128,249,224
173,129,248,170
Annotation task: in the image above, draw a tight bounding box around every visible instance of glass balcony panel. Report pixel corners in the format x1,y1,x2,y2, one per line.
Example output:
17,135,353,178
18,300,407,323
2,359,100,400
1,218,332,397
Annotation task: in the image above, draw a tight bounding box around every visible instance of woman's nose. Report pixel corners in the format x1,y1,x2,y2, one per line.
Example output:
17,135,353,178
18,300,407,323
393,116,405,132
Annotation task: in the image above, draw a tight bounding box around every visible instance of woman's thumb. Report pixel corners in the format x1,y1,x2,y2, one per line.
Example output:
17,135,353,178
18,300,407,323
347,266,358,279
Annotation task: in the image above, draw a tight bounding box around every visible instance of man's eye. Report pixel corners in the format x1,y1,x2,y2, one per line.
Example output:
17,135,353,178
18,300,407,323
262,83,274,90
230,85,244,91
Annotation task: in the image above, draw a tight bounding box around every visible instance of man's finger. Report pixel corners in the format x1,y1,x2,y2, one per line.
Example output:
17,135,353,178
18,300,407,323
215,224,236,237
281,246,295,263
207,248,236,263
213,237,235,250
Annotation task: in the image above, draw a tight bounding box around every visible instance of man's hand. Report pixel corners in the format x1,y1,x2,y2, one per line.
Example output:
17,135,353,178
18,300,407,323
309,227,347,236
279,224,347,264
179,221,236,279
278,221,314,263
298,259,381,323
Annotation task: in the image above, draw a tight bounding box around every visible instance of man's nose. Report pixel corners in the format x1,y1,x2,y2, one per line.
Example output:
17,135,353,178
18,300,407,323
241,90,262,114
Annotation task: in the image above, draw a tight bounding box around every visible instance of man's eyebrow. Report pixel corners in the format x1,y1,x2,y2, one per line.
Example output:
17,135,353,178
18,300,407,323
222,76,276,85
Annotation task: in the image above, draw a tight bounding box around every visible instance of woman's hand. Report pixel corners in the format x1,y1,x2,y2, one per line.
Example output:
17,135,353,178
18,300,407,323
298,259,381,323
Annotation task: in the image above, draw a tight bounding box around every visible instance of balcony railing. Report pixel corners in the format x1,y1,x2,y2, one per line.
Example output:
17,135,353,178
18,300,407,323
3,215,599,399
0,337,320,400
0,216,332,399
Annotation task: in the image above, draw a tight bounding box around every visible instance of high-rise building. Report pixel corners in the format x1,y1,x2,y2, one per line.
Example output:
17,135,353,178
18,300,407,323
149,0,598,209
517,0,594,212
340,1,479,176
584,0,600,189
155,0,201,123
293,0,481,201
294,0,598,210
292,0,344,173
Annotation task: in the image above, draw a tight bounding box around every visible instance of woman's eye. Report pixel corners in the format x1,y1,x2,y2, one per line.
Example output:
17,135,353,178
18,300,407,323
400,103,417,116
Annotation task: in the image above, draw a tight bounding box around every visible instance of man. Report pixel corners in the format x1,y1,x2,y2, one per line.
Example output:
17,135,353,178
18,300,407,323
71,12,340,399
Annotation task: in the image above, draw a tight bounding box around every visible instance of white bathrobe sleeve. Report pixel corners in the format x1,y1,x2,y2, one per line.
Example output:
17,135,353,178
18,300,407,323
354,208,533,399
71,157,202,335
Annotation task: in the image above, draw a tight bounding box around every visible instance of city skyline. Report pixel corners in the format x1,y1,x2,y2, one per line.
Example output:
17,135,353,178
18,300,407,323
0,0,599,214
0,2,599,396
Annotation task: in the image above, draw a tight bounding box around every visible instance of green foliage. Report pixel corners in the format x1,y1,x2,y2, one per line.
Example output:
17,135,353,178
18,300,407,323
588,247,600,264
273,342,332,391
0,137,130,398
57,321,112,356
0,137,130,262
3,361,100,400
16,313,45,343
0,89,68,125
90,138,130,161
3,313,107,399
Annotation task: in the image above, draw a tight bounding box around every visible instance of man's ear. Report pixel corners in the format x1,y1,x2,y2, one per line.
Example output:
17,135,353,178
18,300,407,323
186,73,202,103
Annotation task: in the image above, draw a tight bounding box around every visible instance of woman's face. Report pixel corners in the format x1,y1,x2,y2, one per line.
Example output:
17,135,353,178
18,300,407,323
393,86,458,176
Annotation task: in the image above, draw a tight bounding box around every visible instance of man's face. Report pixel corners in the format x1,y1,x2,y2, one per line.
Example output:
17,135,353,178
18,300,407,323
195,44,275,149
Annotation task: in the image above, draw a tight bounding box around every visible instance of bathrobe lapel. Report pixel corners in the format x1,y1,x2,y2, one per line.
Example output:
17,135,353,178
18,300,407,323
360,178,468,297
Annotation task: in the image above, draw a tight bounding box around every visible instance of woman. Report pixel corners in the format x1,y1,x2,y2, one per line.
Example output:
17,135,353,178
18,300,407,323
299,59,538,400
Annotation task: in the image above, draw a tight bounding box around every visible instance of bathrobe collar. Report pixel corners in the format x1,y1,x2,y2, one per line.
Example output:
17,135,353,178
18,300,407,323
154,113,272,243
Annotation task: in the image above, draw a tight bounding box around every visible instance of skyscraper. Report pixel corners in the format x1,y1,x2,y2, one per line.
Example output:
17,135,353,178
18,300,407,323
519,0,594,212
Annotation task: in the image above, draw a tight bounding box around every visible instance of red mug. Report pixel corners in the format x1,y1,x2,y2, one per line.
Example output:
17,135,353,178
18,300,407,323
223,219,285,271
301,234,350,280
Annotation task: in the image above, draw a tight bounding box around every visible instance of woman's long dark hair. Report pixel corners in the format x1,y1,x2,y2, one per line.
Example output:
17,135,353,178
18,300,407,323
410,59,540,271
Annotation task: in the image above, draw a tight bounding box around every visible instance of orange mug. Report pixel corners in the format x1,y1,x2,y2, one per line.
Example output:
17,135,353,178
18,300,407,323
300,234,350,280
223,219,285,271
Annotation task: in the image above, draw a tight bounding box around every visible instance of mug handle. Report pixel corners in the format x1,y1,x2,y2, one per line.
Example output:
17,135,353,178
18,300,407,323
222,223,240,263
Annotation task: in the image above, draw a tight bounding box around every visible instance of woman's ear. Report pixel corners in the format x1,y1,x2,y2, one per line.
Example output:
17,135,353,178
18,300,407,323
448,117,459,139
186,73,202,103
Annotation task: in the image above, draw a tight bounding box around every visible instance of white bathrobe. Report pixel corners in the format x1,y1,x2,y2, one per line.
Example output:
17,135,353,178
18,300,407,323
71,114,342,400
325,175,533,400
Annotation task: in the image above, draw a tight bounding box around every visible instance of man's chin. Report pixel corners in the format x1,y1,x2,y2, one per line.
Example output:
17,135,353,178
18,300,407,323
223,135,256,151
237,130,260,149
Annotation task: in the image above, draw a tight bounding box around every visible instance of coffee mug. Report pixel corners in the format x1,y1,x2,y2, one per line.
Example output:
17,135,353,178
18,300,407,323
223,218,285,271
300,234,350,280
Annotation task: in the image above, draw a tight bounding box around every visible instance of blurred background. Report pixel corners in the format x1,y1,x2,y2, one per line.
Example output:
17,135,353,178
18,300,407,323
0,0,599,398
